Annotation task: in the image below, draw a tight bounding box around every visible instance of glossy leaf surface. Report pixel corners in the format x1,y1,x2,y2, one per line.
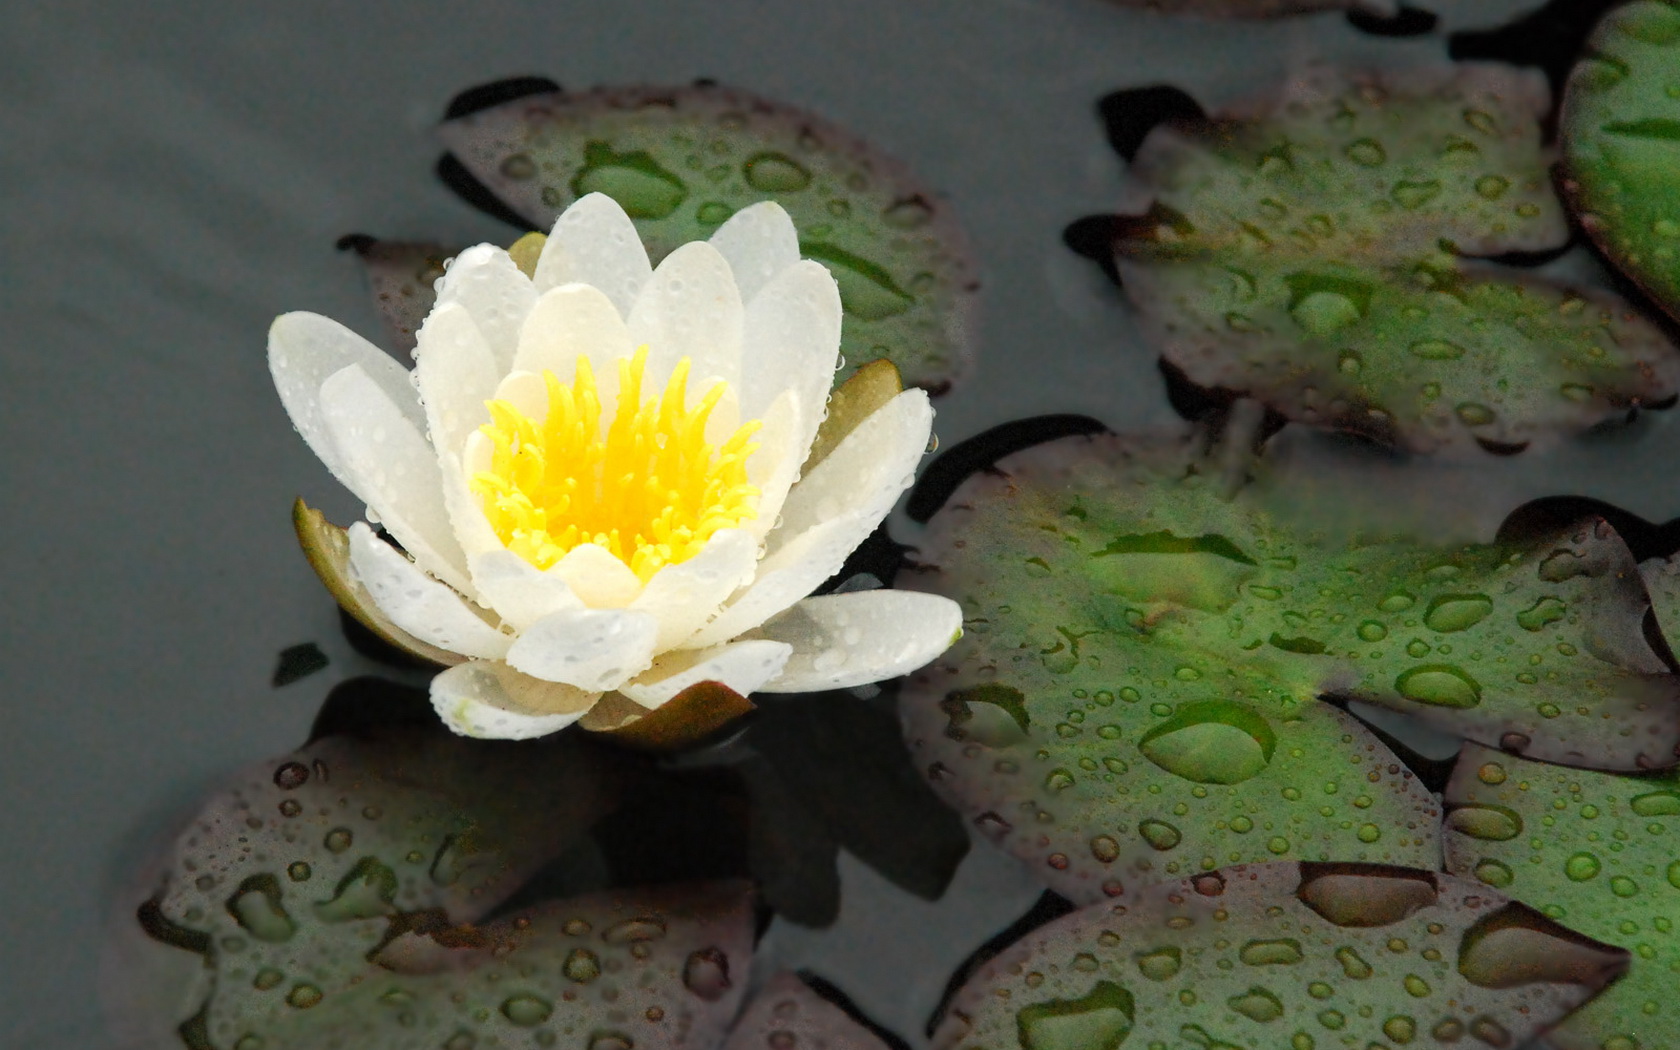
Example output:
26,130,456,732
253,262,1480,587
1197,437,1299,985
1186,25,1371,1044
1446,742,1680,1050
933,861,1626,1050
899,427,1680,899
1562,0,1680,323
1110,66,1679,454
437,81,977,392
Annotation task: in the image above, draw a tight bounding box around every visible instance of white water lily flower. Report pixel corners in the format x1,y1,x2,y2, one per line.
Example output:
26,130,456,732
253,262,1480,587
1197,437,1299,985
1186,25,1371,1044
270,193,961,739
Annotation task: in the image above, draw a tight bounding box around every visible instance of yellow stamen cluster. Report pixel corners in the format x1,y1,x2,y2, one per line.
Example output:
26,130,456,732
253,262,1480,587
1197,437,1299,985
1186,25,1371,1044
472,346,762,581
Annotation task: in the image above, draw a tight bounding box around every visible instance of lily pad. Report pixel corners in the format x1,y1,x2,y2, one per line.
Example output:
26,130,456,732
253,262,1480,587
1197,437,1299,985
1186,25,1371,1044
898,426,1680,898
126,722,769,1050
932,861,1626,1050
435,79,977,392
1562,0,1680,322
1445,743,1680,1050
1106,65,1680,454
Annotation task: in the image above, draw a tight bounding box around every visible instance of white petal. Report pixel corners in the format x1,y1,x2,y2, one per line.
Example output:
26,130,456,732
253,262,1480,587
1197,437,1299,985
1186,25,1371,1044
628,530,758,649
550,543,645,607
511,283,635,391
319,364,472,590
413,302,499,463
268,312,425,486
739,260,842,451
683,509,873,649
505,607,659,691
772,390,931,553
533,193,652,318
487,369,550,420
469,549,586,630
743,389,803,544
618,639,793,709
708,201,800,305
433,244,537,373
626,240,744,388
440,449,505,560
756,591,963,692
431,661,599,740
346,523,510,658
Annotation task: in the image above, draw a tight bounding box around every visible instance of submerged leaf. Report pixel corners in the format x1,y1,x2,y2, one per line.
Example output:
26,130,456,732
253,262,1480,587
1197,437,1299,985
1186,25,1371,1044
898,427,1680,897
1445,743,1680,1050
932,861,1625,1050
436,80,977,392
1562,0,1680,322
1107,65,1679,454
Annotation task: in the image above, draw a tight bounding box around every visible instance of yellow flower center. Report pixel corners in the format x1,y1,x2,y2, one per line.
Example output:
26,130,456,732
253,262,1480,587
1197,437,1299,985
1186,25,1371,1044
471,346,762,581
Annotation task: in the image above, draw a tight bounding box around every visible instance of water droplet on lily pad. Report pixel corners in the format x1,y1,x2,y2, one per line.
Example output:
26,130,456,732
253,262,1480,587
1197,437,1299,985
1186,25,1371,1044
1136,702,1276,785
1017,981,1136,1050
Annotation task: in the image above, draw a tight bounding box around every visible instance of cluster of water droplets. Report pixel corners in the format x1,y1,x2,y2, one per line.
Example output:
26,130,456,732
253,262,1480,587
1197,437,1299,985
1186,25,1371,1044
1114,65,1680,455
1445,742,1680,1049
932,863,1623,1050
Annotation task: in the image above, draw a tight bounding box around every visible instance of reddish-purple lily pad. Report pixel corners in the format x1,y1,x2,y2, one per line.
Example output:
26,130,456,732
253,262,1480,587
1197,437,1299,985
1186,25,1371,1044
898,426,1680,899
933,861,1625,1050
1104,65,1680,454
119,725,765,1050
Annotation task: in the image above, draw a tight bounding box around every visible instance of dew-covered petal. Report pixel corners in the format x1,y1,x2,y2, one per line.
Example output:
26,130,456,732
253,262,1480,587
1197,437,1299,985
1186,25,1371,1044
267,311,426,485
550,543,645,608
532,192,652,317
439,448,505,562
756,591,962,692
346,523,510,659
430,660,600,739
432,244,537,374
468,549,586,631
506,607,659,690
684,510,873,650
319,363,471,590
626,240,745,388
739,260,842,443
708,201,800,305
628,529,758,649
772,390,931,554
743,390,803,544
721,973,891,1050
619,639,793,708
413,302,500,462
511,283,635,389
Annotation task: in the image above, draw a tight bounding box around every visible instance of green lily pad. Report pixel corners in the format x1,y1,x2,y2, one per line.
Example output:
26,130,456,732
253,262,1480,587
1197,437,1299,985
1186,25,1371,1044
898,426,1680,898
1562,1,1680,323
1110,65,1680,454
931,861,1627,1050
1445,743,1680,1050
436,80,977,393
130,725,657,1049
